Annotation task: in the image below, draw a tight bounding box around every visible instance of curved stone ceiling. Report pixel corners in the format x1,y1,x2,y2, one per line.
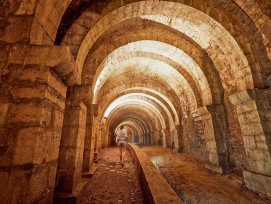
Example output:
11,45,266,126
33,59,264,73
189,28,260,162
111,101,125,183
77,1,254,91
107,110,159,133
101,89,179,125
104,97,166,129
103,93,175,128
116,117,150,133
94,57,196,108
118,121,143,136
92,40,212,106
98,65,193,116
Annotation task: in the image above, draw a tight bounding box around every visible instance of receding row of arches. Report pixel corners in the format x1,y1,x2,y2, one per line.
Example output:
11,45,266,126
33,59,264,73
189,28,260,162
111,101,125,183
0,0,271,202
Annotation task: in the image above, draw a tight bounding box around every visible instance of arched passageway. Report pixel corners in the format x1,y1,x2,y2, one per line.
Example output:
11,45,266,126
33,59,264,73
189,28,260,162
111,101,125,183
0,0,271,203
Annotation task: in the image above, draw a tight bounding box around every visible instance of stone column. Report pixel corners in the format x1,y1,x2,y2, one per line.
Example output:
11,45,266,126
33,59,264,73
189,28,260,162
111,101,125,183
162,129,171,148
63,85,94,181
0,44,74,203
91,108,100,162
152,130,160,145
198,105,230,174
143,134,146,144
57,99,87,194
97,121,102,151
156,130,162,146
1,67,67,203
146,132,151,144
139,135,143,143
82,104,97,174
101,126,107,149
105,130,110,147
230,89,271,196
175,125,184,152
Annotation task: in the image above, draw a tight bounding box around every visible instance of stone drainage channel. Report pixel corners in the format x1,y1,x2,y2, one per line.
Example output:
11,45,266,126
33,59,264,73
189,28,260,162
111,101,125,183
80,145,270,204
139,145,271,204
151,162,192,204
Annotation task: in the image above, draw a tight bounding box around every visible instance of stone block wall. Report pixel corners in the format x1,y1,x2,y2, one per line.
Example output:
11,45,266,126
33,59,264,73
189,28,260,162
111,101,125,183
0,60,67,203
82,106,94,173
225,97,247,171
230,89,271,196
182,113,207,161
57,100,87,193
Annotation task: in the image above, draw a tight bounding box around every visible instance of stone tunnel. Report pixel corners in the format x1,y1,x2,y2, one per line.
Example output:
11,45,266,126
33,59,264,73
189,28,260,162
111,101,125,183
0,0,271,203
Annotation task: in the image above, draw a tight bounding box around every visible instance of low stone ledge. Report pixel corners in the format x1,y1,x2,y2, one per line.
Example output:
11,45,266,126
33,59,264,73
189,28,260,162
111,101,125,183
127,143,183,204
243,170,271,197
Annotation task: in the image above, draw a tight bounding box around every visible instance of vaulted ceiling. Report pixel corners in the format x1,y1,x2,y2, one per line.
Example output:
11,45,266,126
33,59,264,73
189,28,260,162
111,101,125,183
29,0,271,138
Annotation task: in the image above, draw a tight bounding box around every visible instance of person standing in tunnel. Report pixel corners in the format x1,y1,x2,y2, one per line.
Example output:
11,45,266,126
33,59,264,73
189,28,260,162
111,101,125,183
116,125,128,166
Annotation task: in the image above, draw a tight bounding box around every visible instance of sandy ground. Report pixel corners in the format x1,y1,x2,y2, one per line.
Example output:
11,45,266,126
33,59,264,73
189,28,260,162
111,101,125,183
140,145,271,204
80,147,144,204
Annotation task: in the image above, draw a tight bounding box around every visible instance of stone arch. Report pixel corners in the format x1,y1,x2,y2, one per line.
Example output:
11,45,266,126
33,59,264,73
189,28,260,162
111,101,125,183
95,57,197,110
107,110,159,137
80,23,225,104
1,0,271,202
100,88,179,126
108,110,162,145
120,122,142,137
119,118,150,139
98,71,190,116
106,100,167,129
122,124,140,143
103,94,173,127
48,0,270,86
103,93,179,147
76,2,256,92
92,46,212,107
112,117,153,144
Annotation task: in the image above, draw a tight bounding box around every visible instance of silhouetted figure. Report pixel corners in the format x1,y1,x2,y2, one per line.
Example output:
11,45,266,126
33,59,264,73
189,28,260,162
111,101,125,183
116,125,128,166
171,141,175,149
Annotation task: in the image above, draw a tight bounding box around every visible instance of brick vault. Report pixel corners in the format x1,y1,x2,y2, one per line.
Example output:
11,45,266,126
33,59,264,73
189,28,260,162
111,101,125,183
0,0,271,203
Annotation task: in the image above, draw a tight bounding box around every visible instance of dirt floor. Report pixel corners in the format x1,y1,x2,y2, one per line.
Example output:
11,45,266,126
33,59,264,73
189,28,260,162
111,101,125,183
79,145,271,204
140,145,271,204
80,147,144,204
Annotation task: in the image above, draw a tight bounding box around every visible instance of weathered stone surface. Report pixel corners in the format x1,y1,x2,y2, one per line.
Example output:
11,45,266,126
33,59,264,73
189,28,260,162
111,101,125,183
230,89,271,196
0,16,33,43
244,171,271,197
0,56,67,203
57,100,87,193
1,0,271,202
128,143,183,204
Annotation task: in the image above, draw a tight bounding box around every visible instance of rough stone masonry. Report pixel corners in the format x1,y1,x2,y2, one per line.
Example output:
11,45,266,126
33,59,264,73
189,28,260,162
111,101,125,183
0,0,271,203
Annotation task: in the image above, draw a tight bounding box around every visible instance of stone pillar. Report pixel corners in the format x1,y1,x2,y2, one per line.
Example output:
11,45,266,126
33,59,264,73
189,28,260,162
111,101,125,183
57,99,87,194
82,104,97,173
97,121,102,151
0,44,72,203
230,89,271,196
139,135,143,143
163,129,171,148
104,131,109,147
143,134,146,144
148,132,152,144
90,106,100,161
156,130,162,146
101,126,108,149
175,125,184,152
198,105,230,174
152,130,160,145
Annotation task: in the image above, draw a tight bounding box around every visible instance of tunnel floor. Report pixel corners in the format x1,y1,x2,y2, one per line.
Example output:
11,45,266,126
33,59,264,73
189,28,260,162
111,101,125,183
139,145,271,204
80,147,144,204
80,145,271,204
